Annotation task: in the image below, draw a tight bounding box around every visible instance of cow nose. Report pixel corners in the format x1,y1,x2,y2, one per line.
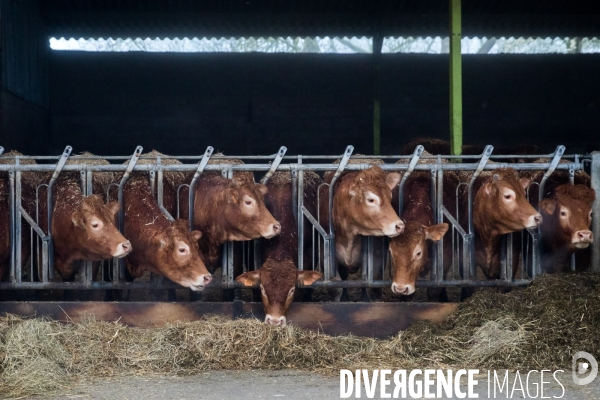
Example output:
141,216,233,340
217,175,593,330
395,221,404,234
265,314,286,326
112,240,132,258
272,223,281,235
577,230,593,242
533,214,542,225
391,282,413,295
202,273,212,285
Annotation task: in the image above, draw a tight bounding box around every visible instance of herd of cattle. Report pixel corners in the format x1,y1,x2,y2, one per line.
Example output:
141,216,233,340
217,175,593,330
0,138,595,325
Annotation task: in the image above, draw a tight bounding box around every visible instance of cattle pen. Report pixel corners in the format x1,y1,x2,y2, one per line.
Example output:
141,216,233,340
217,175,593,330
0,144,597,336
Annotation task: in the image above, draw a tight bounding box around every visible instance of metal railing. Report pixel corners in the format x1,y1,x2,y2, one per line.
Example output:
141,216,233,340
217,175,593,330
0,144,597,291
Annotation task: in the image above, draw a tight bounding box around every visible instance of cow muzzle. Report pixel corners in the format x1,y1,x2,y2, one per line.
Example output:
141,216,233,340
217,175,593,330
190,273,213,291
391,282,415,296
112,240,132,258
265,314,286,326
524,213,543,229
573,230,593,248
261,222,281,239
384,220,405,237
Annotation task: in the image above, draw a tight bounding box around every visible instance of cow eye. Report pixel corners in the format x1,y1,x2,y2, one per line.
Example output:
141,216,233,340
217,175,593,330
178,247,187,254
561,211,567,217
91,222,100,229
416,251,422,258
503,194,512,200
244,200,252,206
288,287,295,297
260,285,266,296
367,198,375,203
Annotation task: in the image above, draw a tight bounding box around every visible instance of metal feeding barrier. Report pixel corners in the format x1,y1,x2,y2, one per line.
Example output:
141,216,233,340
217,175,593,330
0,145,598,291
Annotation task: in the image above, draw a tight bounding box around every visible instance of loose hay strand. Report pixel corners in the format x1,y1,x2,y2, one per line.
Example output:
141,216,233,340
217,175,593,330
0,273,599,398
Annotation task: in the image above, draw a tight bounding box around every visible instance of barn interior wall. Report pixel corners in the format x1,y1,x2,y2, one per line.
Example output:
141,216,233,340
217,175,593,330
48,52,600,157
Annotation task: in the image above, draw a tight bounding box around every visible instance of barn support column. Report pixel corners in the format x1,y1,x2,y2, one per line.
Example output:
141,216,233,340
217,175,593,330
591,152,600,272
373,34,383,155
449,0,463,156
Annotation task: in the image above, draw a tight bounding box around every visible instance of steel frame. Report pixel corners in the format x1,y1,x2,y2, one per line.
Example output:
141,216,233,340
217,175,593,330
0,145,595,290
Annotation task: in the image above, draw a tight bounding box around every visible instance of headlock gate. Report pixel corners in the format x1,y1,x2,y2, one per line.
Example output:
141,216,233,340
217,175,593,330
0,144,598,292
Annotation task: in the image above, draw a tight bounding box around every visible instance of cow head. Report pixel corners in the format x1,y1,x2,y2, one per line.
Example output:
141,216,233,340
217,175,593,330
539,184,595,251
474,169,542,235
236,259,322,326
335,166,404,237
151,219,212,290
69,195,132,260
223,175,281,241
389,222,448,295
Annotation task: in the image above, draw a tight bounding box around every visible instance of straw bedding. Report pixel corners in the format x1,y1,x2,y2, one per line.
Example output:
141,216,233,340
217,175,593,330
0,273,598,398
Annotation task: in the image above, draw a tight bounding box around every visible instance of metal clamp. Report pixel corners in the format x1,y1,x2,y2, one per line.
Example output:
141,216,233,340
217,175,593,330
538,145,566,202
188,146,214,229
398,145,424,214
260,146,287,184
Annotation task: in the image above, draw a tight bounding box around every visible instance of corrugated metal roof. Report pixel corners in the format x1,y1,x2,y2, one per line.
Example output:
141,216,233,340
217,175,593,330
39,0,600,38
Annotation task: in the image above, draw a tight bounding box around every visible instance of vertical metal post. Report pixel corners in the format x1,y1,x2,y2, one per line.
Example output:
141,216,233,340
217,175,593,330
85,169,93,285
436,162,444,282
8,170,15,282
430,165,438,280
591,152,600,272
373,34,383,155
297,160,305,271
449,0,463,156
188,146,214,230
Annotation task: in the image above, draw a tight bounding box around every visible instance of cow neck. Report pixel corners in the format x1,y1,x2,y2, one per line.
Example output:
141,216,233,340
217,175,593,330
262,184,298,262
473,219,502,277
402,176,433,227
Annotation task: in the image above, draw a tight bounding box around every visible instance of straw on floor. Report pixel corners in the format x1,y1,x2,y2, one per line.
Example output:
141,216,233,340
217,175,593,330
0,273,598,398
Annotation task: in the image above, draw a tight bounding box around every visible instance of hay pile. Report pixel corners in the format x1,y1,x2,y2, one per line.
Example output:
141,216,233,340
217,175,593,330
1,273,599,398
268,171,322,188
205,152,254,182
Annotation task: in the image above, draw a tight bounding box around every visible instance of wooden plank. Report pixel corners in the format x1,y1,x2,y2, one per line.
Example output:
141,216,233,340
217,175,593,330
0,302,458,338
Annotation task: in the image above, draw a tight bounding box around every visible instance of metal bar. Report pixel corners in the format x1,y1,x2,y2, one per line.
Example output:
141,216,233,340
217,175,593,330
367,236,374,283
302,206,333,240
538,145,566,202
449,0,463,156
0,147,4,156
441,206,468,238
157,168,175,222
188,146,214,229
47,146,73,279
8,171,15,282
116,146,143,280
436,163,444,282
297,163,304,271
591,152,600,272
19,206,47,238
328,146,354,235
83,169,93,285
398,145,424,215
260,146,287,184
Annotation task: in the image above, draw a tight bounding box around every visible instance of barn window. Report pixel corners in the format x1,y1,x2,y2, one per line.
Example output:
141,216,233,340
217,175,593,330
49,36,600,54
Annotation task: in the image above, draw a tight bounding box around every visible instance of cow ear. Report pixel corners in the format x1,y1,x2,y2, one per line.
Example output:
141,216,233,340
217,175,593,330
235,270,261,286
191,230,202,240
425,223,449,242
386,172,401,190
71,210,83,227
231,176,244,187
296,270,323,286
256,183,268,196
539,198,556,215
520,177,532,190
157,232,169,248
349,184,359,197
106,201,120,217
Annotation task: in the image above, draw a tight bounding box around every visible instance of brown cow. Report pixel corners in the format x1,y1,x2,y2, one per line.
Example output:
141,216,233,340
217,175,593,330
469,168,542,279
388,171,451,297
39,174,131,280
319,163,403,301
180,158,280,273
236,171,322,325
120,175,211,290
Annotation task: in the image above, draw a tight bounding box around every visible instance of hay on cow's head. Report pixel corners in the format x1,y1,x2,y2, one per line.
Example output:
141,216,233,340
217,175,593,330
205,152,254,182
134,150,187,188
268,171,322,188
0,151,43,188
64,151,114,193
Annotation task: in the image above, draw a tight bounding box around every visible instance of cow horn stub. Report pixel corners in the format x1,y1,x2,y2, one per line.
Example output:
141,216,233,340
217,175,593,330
493,173,501,182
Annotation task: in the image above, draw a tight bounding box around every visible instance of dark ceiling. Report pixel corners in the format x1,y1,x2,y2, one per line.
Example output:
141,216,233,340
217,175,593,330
40,0,600,38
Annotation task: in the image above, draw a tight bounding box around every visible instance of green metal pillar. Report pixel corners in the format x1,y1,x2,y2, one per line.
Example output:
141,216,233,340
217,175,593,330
373,34,383,155
449,0,463,156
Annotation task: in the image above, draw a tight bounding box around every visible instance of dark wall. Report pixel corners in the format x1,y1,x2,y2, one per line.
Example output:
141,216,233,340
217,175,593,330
49,52,600,156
